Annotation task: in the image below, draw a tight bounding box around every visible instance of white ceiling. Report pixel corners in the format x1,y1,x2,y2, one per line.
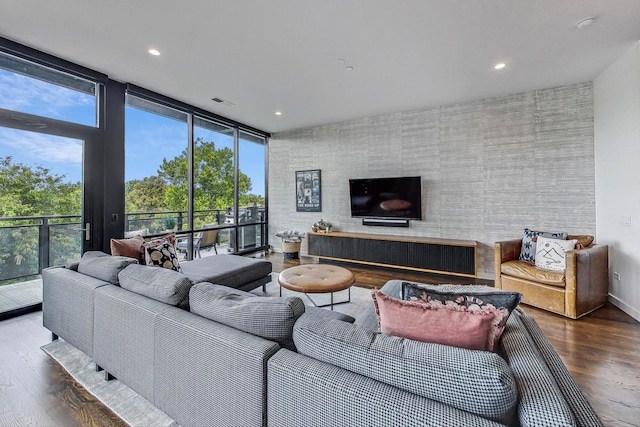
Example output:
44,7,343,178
1,0,640,134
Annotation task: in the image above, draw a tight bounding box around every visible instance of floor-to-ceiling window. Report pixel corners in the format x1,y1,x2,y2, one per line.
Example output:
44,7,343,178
0,48,103,318
124,93,269,259
124,95,189,236
0,39,269,319
237,131,267,251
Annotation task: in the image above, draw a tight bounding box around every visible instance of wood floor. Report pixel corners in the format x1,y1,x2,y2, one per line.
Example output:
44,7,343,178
0,253,638,427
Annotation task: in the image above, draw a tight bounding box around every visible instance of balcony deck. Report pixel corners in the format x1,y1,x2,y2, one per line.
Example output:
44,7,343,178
0,279,42,314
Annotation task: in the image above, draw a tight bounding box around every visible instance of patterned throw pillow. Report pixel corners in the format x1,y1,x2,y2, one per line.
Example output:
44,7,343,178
534,236,578,271
143,236,181,272
401,282,522,350
519,228,568,262
372,290,499,351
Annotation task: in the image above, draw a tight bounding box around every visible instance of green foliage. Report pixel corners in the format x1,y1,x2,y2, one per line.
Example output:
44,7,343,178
0,137,267,283
0,156,81,217
0,156,82,282
125,176,168,213
156,137,264,211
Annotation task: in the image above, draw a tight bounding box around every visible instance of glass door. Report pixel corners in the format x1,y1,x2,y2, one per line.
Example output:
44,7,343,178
0,126,89,316
0,50,99,318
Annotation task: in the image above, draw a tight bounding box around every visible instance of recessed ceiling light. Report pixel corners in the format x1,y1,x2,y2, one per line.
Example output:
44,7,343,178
211,97,234,107
494,63,506,70
148,49,161,56
275,111,282,116
576,17,595,29
345,66,354,72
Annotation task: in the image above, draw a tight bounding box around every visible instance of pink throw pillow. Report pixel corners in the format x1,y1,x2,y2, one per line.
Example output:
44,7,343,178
371,290,499,351
110,235,144,263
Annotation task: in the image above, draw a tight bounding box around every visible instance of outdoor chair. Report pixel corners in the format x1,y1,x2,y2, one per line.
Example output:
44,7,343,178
177,224,219,259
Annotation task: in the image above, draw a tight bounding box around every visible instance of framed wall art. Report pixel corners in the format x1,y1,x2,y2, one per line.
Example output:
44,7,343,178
296,169,321,212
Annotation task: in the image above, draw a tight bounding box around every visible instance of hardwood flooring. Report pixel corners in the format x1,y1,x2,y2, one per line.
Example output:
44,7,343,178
0,252,637,426
0,309,126,427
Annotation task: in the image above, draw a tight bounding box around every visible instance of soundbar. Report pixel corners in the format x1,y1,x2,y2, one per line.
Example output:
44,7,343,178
362,218,410,227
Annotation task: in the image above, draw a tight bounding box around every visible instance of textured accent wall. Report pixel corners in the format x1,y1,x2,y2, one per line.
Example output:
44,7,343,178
269,83,595,279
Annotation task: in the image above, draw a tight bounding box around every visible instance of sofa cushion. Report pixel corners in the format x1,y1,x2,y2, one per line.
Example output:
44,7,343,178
535,236,578,271
305,306,355,324
372,290,499,351
180,255,272,289
401,282,522,348
118,263,193,308
519,228,568,262
501,260,566,287
293,314,518,425
77,251,138,285
189,283,305,349
110,235,144,263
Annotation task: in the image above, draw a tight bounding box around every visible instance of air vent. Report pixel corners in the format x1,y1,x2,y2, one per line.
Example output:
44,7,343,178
211,97,234,107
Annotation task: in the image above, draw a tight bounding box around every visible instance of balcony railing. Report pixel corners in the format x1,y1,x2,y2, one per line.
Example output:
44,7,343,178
0,207,267,285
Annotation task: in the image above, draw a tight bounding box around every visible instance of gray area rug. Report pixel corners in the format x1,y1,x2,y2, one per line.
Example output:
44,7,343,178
41,273,373,426
41,339,179,427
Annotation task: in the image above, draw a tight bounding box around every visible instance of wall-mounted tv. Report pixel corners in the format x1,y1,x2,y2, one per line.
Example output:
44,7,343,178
349,176,422,220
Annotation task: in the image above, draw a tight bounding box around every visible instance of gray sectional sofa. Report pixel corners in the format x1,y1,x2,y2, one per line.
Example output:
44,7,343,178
42,253,603,427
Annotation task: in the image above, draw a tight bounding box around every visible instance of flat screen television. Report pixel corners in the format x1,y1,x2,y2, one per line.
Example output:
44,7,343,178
349,176,422,220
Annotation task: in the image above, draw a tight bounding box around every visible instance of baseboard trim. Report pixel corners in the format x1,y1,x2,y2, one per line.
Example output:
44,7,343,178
608,294,640,322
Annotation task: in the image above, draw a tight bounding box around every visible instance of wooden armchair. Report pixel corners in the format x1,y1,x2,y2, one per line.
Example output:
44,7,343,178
494,236,609,319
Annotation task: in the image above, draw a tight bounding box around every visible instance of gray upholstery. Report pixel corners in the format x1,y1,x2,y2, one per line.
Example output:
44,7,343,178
119,263,193,309
42,266,110,356
93,285,169,402
518,314,604,427
501,309,576,427
267,349,506,427
189,284,355,351
180,254,272,290
154,304,279,427
304,305,355,323
293,313,518,424
42,262,603,427
190,283,306,348
77,251,138,284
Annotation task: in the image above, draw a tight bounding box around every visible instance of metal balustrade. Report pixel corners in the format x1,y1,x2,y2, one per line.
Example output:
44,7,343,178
0,208,267,286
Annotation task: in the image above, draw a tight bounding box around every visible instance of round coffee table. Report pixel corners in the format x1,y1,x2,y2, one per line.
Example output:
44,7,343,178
278,264,355,310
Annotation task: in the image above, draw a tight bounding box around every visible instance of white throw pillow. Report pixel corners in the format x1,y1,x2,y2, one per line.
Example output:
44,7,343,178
535,236,578,271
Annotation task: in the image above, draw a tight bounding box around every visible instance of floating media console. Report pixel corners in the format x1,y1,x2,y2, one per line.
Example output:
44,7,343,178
307,231,477,278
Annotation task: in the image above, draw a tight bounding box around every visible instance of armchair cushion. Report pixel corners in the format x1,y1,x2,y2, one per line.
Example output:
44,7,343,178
519,228,568,262
535,237,578,271
501,260,566,287
568,234,594,248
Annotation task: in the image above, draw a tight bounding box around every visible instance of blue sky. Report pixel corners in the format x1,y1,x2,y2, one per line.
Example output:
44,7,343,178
0,69,265,196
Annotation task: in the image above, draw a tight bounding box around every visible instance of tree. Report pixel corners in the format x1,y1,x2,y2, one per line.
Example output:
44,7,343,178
0,156,81,217
125,176,168,213
0,156,81,282
158,137,256,211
